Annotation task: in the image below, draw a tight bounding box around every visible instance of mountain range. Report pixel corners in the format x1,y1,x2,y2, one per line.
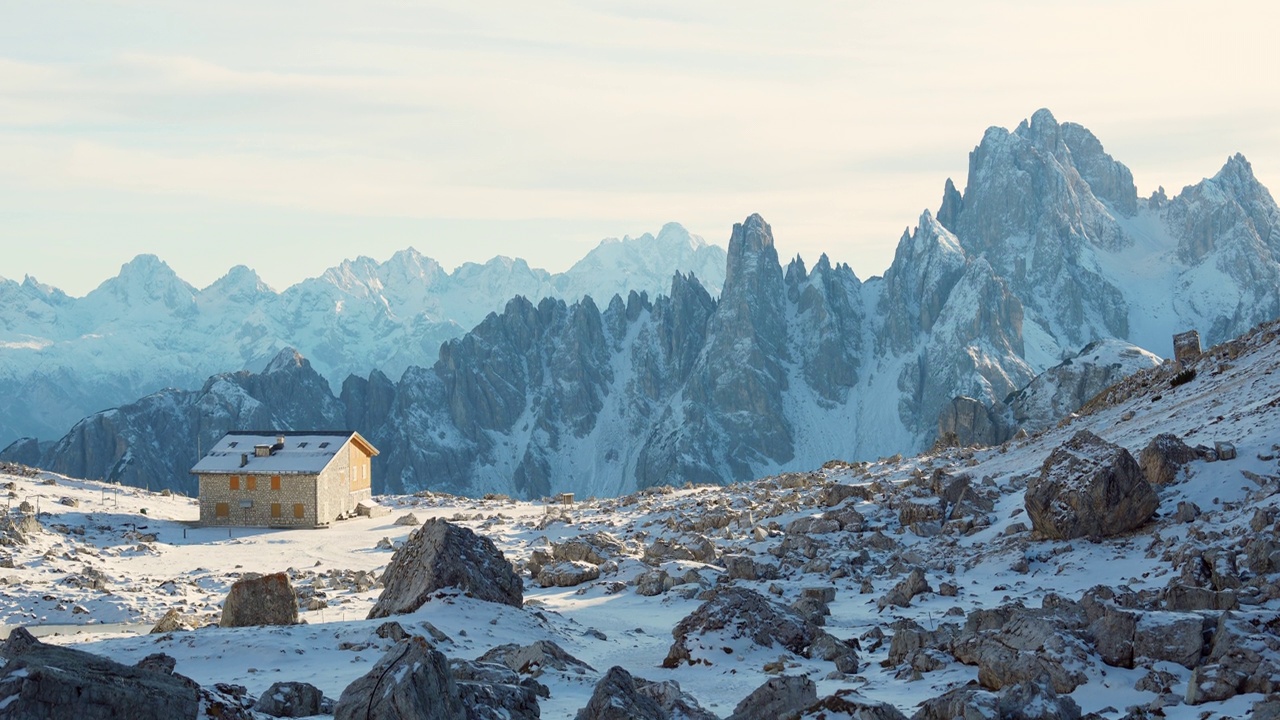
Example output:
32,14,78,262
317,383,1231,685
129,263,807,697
5,109,1279,499
0,223,726,447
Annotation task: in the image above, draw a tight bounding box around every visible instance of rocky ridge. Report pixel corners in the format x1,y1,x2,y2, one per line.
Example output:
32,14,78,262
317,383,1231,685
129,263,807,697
7,110,1280,501
0,225,727,447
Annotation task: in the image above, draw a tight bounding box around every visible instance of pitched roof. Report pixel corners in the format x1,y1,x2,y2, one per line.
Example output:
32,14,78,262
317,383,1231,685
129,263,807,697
189,430,379,475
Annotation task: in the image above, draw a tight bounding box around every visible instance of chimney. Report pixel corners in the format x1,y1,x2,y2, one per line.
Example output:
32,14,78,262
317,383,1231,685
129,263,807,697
240,453,248,468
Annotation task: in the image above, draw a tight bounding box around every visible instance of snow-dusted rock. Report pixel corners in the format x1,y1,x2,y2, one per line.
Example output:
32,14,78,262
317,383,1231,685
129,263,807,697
476,639,594,677
1025,430,1158,539
253,681,326,718
368,518,521,618
333,637,465,720
663,586,857,672
876,568,930,610
1139,433,1199,485
0,627,199,720
725,675,816,720
796,690,908,720
573,666,663,720
536,560,600,588
219,572,299,627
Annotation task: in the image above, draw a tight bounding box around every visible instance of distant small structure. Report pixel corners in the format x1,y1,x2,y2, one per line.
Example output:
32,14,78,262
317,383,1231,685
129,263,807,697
556,492,575,506
191,430,378,528
1173,330,1201,368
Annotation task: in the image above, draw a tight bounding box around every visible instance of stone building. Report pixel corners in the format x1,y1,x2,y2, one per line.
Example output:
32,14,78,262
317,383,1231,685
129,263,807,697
192,430,378,527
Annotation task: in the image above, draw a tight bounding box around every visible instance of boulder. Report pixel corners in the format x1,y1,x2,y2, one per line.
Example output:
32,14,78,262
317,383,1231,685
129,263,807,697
1024,430,1158,539
726,676,816,720
995,679,1081,720
1185,610,1280,704
1138,433,1198,485
536,561,600,588
797,690,908,720
150,608,192,634
333,637,466,720
219,572,299,627
253,681,325,718
552,532,628,565
911,683,998,720
949,604,1090,693
635,569,674,597
876,568,930,610
368,518,522,618
449,659,540,720
574,666,663,720
394,512,421,526
634,678,718,720
0,627,199,720
663,586,856,672
477,639,595,677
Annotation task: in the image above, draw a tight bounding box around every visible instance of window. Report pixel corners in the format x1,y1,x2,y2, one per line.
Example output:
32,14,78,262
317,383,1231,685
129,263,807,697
319,441,330,449
228,441,238,448
271,475,281,491
298,441,308,448
215,502,229,518
270,503,282,518
229,475,240,490
246,475,257,491
293,504,305,519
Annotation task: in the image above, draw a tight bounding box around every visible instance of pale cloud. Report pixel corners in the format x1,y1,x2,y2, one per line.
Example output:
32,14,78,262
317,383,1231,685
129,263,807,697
0,0,1276,295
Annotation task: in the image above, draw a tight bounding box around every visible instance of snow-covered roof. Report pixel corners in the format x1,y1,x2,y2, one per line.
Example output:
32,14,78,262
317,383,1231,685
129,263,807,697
189,431,378,475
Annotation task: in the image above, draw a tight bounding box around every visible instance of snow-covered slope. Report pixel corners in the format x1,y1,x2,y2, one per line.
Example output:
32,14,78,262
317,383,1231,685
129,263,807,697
0,226,727,446
2,317,1278,718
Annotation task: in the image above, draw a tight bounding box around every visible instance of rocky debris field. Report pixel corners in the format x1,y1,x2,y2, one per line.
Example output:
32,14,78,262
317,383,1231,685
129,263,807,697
0,322,1278,718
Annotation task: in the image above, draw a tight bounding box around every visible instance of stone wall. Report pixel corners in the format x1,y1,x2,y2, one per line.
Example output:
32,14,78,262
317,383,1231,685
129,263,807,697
198,472,319,527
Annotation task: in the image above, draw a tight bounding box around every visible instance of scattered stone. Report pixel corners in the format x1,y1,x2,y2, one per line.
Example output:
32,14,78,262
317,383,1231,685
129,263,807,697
368,518,522,618
58,497,79,508
219,572,299,627
1025,430,1159,539
394,513,421,526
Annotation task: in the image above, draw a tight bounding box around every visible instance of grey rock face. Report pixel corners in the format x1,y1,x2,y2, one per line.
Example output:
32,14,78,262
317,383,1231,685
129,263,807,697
253,681,325,718
368,518,521,618
219,572,299,627
333,637,466,720
536,561,600,588
449,659,541,720
726,675,816,720
1025,430,1159,539
0,627,199,720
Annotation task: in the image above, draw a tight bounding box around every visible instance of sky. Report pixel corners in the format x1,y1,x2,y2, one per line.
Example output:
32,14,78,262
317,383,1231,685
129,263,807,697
1,1,1277,297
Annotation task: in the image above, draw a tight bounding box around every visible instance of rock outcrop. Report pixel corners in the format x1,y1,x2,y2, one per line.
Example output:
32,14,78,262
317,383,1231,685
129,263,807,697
368,518,521,618
725,675,816,720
